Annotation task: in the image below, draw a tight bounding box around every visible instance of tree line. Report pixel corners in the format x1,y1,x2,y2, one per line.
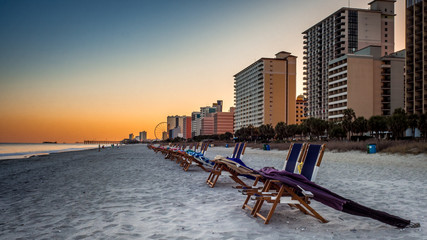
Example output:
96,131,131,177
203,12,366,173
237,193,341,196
165,108,426,143
234,108,427,142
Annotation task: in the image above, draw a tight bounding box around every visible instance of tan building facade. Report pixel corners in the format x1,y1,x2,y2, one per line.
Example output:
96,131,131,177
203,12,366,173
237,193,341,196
328,46,404,121
296,95,307,124
303,0,396,120
234,52,296,130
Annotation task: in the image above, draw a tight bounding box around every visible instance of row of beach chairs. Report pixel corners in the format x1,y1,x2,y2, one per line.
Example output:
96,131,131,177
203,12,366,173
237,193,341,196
147,142,417,228
148,142,328,224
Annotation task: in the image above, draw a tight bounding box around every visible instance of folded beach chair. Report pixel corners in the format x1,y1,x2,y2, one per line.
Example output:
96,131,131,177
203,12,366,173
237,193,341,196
247,144,327,224
206,142,247,188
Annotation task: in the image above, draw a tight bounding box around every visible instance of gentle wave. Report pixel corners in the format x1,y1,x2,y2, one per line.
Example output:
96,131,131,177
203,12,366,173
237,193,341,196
0,143,100,160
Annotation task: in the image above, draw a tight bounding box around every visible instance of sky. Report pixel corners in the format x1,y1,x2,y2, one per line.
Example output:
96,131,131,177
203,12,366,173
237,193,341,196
0,0,406,143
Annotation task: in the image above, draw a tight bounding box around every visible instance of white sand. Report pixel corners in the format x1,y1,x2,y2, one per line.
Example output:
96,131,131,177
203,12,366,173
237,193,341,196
0,144,425,239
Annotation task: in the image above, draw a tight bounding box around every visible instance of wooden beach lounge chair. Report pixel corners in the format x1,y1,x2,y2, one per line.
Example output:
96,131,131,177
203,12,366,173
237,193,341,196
247,144,327,224
240,142,307,211
175,143,195,166
210,156,262,188
206,142,247,188
181,142,212,172
252,164,416,228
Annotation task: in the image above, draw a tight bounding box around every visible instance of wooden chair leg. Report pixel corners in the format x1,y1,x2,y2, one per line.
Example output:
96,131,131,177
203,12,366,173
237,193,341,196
242,176,263,211
260,185,286,224
206,164,223,188
206,163,218,184
251,180,273,216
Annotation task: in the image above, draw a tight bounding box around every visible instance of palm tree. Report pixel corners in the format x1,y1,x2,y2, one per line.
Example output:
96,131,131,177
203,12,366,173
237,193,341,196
246,125,259,142
352,116,368,136
258,124,275,141
388,108,407,140
234,127,247,141
368,115,388,139
329,122,346,140
342,108,356,140
298,121,310,139
287,124,299,140
275,122,287,140
418,113,427,139
304,117,327,140
407,114,419,138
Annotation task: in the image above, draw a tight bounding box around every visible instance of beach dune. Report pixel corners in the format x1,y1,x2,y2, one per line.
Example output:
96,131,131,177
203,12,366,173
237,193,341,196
0,144,425,239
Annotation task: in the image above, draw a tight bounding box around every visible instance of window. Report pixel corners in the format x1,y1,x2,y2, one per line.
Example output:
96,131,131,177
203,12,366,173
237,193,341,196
385,22,388,25
385,28,388,31
385,34,388,37
385,46,388,49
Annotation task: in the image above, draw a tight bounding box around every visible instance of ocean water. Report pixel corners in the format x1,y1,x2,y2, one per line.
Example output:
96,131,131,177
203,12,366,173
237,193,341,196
0,143,100,160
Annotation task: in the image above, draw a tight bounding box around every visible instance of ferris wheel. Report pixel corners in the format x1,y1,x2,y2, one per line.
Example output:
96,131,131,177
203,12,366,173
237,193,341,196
154,122,168,140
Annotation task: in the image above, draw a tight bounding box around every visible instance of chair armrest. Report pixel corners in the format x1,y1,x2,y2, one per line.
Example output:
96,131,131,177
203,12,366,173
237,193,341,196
297,185,314,198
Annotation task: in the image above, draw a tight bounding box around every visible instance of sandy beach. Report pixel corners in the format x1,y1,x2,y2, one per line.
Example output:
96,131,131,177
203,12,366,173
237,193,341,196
0,144,425,239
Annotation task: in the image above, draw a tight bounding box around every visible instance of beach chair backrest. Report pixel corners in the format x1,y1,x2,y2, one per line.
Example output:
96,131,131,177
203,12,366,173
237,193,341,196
231,142,241,159
282,143,306,173
201,142,209,155
235,142,247,160
187,143,193,151
300,144,325,182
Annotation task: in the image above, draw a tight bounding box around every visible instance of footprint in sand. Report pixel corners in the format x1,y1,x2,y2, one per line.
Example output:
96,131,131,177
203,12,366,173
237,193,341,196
103,223,118,230
121,224,134,231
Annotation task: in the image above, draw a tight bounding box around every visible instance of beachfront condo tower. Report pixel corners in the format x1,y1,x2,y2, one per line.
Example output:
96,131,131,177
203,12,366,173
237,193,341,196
234,51,296,130
295,95,307,125
303,0,396,120
406,0,427,114
328,46,405,121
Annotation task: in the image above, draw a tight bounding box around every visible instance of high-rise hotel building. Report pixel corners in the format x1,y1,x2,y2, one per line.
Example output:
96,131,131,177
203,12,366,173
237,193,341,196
406,0,426,114
328,46,405,121
234,51,296,130
303,0,396,120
